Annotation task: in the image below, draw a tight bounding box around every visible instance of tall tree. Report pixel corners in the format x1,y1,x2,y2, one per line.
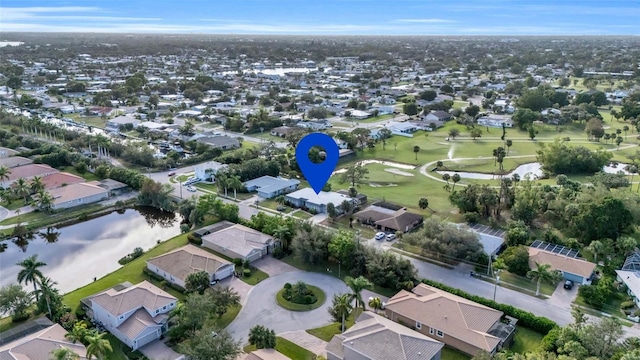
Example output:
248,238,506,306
227,175,242,199
85,332,113,360
14,178,31,204
328,293,353,333
586,240,604,264
505,139,513,155
344,276,372,308
339,163,369,188
527,262,561,296
413,145,420,160
0,283,32,319
451,173,461,191
185,271,211,295
16,255,46,301
248,325,276,349
50,347,81,360
179,327,240,360
368,296,383,314
0,166,11,185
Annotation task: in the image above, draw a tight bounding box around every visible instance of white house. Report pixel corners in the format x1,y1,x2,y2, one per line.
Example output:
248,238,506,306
194,161,227,182
243,175,300,199
616,252,640,307
87,281,177,350
201,222,277,262
285,188,354,214
146,244,235,288
477,116,514,128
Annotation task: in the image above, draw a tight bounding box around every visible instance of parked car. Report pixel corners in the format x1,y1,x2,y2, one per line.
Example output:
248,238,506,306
386,233,396,241
187,186,196,192
375,232,386,240
563,280,574,290
168,172,176,176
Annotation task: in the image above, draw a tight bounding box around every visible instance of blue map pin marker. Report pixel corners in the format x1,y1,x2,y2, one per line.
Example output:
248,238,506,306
296,133,339,194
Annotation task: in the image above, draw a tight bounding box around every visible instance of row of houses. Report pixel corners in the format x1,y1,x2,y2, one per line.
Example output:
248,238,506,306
0,149,127,210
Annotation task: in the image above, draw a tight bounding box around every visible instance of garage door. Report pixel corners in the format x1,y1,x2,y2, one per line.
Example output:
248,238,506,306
215,265,234,280
135,328,159,350
563,272,584,284
247,250,262,263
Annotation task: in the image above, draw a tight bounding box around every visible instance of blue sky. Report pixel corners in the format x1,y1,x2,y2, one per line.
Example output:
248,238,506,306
1,0,638,35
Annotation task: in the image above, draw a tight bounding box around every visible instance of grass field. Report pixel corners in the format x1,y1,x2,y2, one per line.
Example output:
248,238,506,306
510,327,544,354
0,203,106,227
306,308,363,341
442,347,471,360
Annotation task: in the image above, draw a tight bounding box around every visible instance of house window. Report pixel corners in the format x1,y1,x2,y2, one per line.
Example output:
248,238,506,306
163,306,167,310
416,322,422,329
155,309,159,314
436,330,444,338
429,328,434,335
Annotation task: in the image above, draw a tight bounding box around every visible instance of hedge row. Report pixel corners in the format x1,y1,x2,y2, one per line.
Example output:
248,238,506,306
142,268,186,293
420,279,558,334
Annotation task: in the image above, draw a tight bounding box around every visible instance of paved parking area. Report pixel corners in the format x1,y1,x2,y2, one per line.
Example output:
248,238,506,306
252,256,297,277
216,276,254,306
548,281,578,308
139,339,183,360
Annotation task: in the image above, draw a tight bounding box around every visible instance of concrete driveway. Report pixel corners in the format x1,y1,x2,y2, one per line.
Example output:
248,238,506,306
139,339,183,360
548,281,579,308
226,271,350,344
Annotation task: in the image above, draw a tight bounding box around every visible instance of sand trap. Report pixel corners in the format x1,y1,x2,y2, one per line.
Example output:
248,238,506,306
385,168,414,177
369,183,399,187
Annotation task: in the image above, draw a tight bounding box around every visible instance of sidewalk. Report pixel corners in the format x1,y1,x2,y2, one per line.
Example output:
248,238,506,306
279,330,328,357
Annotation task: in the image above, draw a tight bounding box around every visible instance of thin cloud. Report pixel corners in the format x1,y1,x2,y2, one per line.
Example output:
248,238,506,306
395,19,456,23
0,6,160,22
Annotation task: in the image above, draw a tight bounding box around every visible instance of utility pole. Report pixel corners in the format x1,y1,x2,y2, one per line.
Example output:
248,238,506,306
179,181,183,199
493,270,501,301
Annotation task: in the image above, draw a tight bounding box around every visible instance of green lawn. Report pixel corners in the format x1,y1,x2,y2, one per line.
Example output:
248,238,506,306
0,203,107,228
63,233,190,308
243,337,316,360
0,198,25,211
104,333,145,360
510,327,544,354
356,114,394,123
292,210,313,220
67,114,109,128
276,285,326,311
305,308,363,341
495,271,557,297
216,304,241,329
258,198,291,213
442,346,471,360
0,312,39,333
241,267,270,286
574,288,631,319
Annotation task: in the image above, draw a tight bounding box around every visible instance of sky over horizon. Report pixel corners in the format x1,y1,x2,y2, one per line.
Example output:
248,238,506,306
1,0,638,35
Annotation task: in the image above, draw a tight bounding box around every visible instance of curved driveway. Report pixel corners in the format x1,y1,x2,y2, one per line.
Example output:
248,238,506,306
226,271,350,343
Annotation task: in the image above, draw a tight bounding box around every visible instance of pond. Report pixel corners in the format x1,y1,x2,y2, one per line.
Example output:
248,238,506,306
436,162,634,180
0,207,181,294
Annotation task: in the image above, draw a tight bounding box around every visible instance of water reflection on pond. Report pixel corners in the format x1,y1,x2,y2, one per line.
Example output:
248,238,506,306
0,207,181,293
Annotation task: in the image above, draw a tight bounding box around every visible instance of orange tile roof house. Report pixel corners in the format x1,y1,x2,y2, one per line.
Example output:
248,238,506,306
326,312,443,360
527,246,596,285
83,281,177,350
41,172,86,189
146,244,235,288
384,284,516,357
0,156,33,168
48,182,109,210
0,164,58,188
0,323,88,359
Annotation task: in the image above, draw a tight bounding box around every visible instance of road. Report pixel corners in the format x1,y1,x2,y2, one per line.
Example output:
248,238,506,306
226,271,350,343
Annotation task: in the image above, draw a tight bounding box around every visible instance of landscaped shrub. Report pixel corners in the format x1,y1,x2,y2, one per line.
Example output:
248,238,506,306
463,212,480,223
74,305,86,320
118,247,145,265
142,268,186,293
304,295,314,304
243,260,250,269
540,327,561,352
233,258,243,267
58,312,77,331
272,247,284,259
282,282,317,305
187,233,202,245
243,269,251,277
284,283,292,289
621,300,635,309
11,312,30,323
421,279,557,333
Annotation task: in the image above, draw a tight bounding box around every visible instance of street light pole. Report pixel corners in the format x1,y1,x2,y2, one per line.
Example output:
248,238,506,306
493,271,501,301
179,181,183,199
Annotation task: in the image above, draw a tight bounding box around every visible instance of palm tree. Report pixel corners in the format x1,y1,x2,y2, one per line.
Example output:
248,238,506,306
0,165,10,185
216,174,229,197
332,293,353,333
35,276,57,319
228,175,242,199
527,262,562,296
39,227,61,243
50,347,81,360
344,276,372,308
85,332,113,360
413,145,420,160
451,173,461,191
587,240,604,264
368,297,382,314
14,178,31,204
35,190,55,213
505,139,513,155
16,254,47,300
442,173,450,184
273,225,292,251
30,176,45,194
65,322,90,344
